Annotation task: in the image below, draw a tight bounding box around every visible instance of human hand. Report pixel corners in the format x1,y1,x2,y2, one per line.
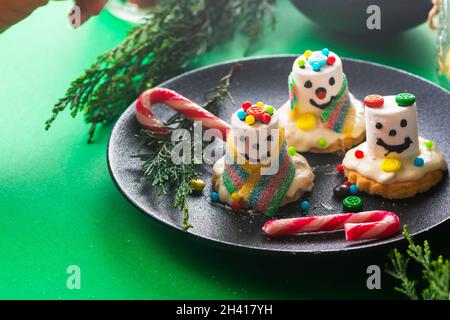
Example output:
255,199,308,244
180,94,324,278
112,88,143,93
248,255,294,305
0,0,108,33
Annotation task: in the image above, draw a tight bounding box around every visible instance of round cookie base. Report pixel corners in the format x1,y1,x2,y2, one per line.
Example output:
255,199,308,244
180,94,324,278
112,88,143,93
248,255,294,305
344,168,445,199
307,131,366,154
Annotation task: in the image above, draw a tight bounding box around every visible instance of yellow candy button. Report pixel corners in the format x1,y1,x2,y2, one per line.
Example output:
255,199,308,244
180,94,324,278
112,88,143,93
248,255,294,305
255,101,264,108
231,192,240,201
381,158,402,173
296,113,317,131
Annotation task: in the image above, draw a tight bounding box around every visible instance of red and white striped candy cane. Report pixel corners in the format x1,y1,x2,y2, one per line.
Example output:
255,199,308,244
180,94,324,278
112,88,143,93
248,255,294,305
262,210,400,241
135,88,231,140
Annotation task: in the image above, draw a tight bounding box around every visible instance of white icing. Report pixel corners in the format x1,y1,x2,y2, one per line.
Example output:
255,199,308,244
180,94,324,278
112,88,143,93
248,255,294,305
343,137,447,184
291,51,344,117
212,154,315,206
279,95,365,152
365,95,419,159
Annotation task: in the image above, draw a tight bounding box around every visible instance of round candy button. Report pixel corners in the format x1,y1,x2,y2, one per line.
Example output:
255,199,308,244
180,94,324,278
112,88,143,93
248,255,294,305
381,158,402,172
247,105,265,120
343,196,363,212
395,93,416,106
364,94,384,108
210,192,219,202
296,113,317,131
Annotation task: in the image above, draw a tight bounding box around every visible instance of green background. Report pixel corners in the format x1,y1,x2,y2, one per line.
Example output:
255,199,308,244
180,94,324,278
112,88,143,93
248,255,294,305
0,1,448,299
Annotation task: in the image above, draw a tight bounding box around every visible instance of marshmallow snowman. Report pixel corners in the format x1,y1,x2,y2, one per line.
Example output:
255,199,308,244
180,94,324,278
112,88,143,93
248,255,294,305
289,49,346,118
364,94,419,160
230,104,280,166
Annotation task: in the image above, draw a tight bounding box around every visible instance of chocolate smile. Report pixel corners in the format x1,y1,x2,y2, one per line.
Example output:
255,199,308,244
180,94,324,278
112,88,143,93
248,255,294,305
309,96,336,109
376,137,413,156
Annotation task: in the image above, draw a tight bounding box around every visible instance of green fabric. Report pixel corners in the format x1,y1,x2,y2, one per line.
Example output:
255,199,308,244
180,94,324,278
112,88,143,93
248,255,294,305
0,1,448,299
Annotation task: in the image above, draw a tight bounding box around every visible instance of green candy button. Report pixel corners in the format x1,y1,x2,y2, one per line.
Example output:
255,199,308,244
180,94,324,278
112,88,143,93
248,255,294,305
395,93,416,106
343,196,363,212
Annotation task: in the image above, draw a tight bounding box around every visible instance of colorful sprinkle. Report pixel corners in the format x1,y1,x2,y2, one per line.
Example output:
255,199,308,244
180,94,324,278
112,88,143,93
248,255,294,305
395,93,416,106
355,150,364,159
333,184,350,198
326,55,336,65
237,109,247,120
231,201,241,211
298,59,306,68
245,115,255,125
381,158,402,172
210,192,219,202
336,164,344,173
288,146,297,156
364,94,384,108
265,105,275,115
300,200,310,211
343,196,363,212
414,157,425,167
311,61,321,72
242,101,252,111
318,138,327,148
349,184,359,195
189,179,205,191
424,141,433,149
231,192,240,201
261,113,272,124
304,50,312,59
321,48,330,56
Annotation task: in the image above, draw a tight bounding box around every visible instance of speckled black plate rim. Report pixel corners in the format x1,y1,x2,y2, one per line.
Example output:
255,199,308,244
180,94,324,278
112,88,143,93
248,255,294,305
107,54,450,255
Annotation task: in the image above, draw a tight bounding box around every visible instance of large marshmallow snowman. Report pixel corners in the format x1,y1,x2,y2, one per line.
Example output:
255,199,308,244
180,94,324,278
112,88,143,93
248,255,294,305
364,94,419,160
289,49,346,118
230,106,280,166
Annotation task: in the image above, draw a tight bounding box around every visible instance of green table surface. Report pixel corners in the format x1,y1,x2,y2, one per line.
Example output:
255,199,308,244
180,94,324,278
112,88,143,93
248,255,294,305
1,1,449,300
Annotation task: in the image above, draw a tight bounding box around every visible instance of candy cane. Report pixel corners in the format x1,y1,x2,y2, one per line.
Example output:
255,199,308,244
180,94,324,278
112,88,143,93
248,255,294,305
262,210,400,241
135,88,231,140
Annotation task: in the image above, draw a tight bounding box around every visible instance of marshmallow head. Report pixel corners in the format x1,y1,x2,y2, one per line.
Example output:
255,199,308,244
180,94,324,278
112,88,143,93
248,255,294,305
364,94,419,159
289,49,346,117
230,103,280,164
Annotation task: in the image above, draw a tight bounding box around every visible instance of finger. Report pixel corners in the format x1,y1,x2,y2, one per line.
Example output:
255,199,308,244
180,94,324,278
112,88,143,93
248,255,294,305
75,0,107,25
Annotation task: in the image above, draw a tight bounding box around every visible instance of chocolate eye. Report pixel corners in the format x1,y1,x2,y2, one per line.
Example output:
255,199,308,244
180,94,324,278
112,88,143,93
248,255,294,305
266,151,271,157
376,122,383,129
304,80,312,88
266,135,273,141
239,136,246,142
401,119,407,127
329,77,335,85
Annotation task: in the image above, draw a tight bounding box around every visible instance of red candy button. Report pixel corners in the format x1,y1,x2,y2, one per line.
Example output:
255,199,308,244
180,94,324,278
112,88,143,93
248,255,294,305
355,150,364,159
261,113,272,124
336,164,344,173
344,181,352,187
247,105,265,120
326,56,336,65
242,101,252,111
364,94,384,108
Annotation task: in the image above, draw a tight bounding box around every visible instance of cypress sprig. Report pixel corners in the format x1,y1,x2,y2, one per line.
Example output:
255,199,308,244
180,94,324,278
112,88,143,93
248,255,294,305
46,0,276,142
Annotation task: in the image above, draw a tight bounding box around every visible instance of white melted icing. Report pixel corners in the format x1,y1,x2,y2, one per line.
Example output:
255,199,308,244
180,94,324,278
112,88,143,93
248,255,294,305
279,94,365,152
343,137,447,184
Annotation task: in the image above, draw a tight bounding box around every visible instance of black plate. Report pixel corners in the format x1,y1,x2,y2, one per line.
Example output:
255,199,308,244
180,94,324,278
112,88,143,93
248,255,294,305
108,55,450,253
